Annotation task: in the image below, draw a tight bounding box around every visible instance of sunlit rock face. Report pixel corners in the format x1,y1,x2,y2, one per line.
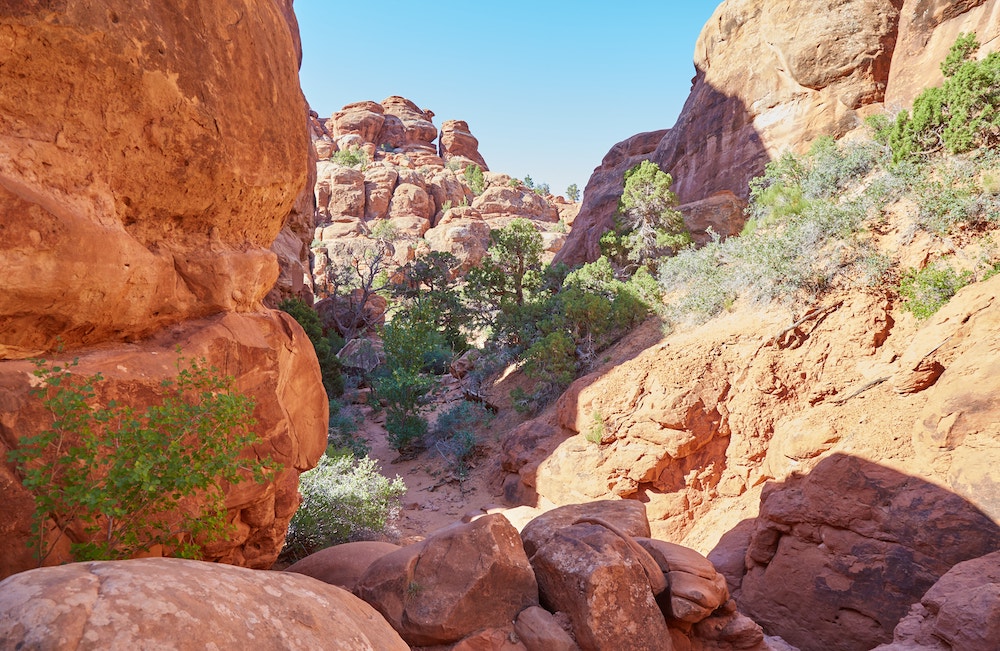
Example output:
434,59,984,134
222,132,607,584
559,0,1000,266
0,0,327,578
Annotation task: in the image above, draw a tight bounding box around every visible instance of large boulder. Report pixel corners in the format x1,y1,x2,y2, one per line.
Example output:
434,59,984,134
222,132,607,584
872,550,1000,651
284,541,401,592
0,558,408,650
741,454,1000,651
529,519,671,651
0,0,309,358
355,514,539,646
440,119,489,171
330,100,386,144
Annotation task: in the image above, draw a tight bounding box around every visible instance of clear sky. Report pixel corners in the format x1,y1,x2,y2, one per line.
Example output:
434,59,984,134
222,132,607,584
294,1,722,197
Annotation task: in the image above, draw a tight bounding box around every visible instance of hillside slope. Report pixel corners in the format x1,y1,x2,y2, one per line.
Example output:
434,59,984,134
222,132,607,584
558,0,1000,266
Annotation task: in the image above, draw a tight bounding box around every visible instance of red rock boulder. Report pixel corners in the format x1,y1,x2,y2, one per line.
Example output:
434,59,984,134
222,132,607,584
0,558,408,650
284,541,401,591
355,514,539,646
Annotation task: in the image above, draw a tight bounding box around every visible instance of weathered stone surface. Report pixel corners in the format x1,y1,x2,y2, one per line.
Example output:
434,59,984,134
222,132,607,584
381,96,439,157
364,165,400,221
0,311,328,579
440,119,488,171
389,182,434,220
424,219,492,274
514,606,580,651
317,163,366,219
474,186,559,223
530,520,671,651
284,541,401,591
678,191,747,246
355,514,539,646
741,454,1000,651
0,558,408,650
0,0,309,358
331,100,386,143
872,550,1000,651
637,538,729,623
520,500,652,560
451,627,528,651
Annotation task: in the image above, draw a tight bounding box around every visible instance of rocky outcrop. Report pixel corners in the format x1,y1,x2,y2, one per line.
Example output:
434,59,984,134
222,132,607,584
502,271,1000,650
0,312,327,578
873,550,1000,651
558,0,1000,266
440,119,489,171
0,558,409,650
0,1,326,577
355,514,539,647
0,0,310,358
309,98,572,296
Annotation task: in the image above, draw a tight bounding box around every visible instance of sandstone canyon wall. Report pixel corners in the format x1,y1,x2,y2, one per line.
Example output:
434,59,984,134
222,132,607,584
558,0,1000,266
0,0,327,578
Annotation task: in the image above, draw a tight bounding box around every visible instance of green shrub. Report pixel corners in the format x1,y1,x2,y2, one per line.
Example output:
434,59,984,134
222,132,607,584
609,160,692,273
464,164,485,196
888,34,1000,161
327,399,368,458
430,402,494,478
331,147,368,169
278,297,345,397
284,453,405,561
9,355,275,563
566,183,581,202
899,260,972,319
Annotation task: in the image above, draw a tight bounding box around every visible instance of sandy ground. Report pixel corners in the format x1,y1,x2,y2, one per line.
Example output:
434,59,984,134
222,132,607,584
356,375,543,544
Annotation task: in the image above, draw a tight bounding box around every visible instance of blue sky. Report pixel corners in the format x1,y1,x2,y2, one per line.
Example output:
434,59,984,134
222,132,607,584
294,1,721,197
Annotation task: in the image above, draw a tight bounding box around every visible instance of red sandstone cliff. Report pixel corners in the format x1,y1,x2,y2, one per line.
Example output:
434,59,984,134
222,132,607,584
558,0,1000,266
0,0,327,577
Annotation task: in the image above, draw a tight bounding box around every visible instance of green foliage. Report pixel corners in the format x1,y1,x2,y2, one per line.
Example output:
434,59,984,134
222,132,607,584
9,355,275,564
284,453,405,561
513,331,577,413
278,297,345,397
888,34,1000,161
464,164,486,196
941,32,980,77
660,138,883,323
534,182,551,196
465,218,544,324
326,399,368,458
372,317,443,453
585,411,605,445
608,160,692,273
389,251,470,352
331,147,367,169
430,402,494,478
899,260,972,319
566,183,581,202
523,174,534,189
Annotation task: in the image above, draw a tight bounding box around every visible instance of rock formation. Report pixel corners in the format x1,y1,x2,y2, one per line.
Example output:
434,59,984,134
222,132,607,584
0,0,326,577
0,557,409,650
501,269,1000,649
558,0,1000,266
309,96,573,298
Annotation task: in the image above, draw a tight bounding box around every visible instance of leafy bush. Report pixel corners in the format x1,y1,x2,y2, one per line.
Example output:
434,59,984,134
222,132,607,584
464,164,485,195
327,399,368,458
899,260,972,319
331,147,368,169
430,402,494,478
566,183,581,202
9,355,275,563
888,33,1000,161
284,453,405,561
279,297,345,397
607,160,692,273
